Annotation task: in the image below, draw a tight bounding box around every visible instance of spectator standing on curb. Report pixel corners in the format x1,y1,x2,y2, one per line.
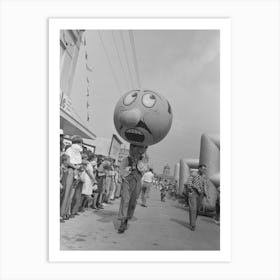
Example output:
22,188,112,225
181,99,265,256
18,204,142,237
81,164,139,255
140,168,154,207
60,135,83,220
60,153,70,223
89,154,99,209
69,153,88,217
96,156,106,209
109,160,117,201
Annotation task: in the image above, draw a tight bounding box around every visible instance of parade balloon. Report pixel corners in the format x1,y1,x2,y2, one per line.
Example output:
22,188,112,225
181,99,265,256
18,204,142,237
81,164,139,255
114,89,173,146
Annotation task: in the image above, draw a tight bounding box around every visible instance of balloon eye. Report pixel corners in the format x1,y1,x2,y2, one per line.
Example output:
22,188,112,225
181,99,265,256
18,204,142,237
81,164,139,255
167,101,172,114
142,93,156,108
123,92,138,106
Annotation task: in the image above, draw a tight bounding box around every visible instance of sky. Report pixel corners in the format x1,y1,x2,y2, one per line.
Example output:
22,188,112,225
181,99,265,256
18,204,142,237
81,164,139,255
69,30,220,174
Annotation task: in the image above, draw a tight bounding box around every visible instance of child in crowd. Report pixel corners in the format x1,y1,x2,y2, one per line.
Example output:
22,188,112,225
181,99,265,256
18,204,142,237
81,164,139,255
79,153,97,212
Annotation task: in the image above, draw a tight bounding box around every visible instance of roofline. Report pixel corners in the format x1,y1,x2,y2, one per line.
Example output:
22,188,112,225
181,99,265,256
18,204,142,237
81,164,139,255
60,108,96,140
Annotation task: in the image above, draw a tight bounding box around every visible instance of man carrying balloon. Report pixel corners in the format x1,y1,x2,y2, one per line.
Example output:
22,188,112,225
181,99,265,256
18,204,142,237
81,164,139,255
113,89,172,233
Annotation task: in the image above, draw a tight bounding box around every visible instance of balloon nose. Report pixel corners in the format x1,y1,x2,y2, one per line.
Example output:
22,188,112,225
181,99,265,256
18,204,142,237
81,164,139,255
120,109,141,127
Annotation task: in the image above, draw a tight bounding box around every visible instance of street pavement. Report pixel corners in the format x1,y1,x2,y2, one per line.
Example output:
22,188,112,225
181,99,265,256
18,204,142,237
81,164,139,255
60,187,220,250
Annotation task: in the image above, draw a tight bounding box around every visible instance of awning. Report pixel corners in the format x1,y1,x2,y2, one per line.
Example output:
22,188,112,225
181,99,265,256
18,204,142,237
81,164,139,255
60,108,96,140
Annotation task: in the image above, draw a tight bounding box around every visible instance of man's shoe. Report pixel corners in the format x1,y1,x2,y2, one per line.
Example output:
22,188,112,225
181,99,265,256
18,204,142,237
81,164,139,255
190,225,196,231
118,227,125,233
124,219,128,230
118,221,127,233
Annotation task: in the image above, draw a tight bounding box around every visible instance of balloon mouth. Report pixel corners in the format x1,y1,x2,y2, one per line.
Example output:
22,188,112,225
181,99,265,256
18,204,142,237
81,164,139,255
125,129,145,143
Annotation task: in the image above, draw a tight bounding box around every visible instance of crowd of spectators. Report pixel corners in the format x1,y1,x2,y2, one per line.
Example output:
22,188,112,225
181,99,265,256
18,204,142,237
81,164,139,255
59,130,122,223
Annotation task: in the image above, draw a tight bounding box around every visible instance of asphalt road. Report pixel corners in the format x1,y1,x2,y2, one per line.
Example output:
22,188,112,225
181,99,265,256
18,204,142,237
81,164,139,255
60,187,220,250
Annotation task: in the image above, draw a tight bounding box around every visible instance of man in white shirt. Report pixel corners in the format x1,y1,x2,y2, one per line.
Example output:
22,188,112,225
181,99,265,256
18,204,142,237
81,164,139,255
60,135,83,220
141,168,154,207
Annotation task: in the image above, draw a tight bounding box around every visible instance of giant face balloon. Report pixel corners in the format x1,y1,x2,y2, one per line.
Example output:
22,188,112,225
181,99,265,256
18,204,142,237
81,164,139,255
114,89,173,146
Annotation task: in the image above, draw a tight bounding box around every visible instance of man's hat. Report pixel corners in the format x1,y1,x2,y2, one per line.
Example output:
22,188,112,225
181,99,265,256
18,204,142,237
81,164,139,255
71,135,83,144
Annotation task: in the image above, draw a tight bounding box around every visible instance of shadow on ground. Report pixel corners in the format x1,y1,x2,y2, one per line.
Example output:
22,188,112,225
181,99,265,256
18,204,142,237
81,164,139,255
170,217,192,230
199,217,216,224
171,203,188,211
93,209,118,223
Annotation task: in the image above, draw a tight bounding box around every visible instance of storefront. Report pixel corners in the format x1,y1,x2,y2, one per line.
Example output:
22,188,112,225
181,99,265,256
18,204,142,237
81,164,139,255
60,107,96,140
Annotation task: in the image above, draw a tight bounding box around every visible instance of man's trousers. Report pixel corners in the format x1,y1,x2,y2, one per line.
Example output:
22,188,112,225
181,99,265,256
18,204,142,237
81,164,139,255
71,181,83,214
118,173,142,221
60,168,74,217
188,189,204,227
141,182,151,206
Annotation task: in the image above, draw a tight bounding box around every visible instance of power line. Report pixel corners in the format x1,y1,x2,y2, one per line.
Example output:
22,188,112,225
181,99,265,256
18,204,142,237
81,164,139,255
98,31,122,94
120,30,135,89
128,30,141,89
111,31,130,90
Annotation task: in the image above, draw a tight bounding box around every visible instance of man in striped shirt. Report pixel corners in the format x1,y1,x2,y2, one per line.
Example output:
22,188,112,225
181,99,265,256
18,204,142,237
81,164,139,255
185,164,209,231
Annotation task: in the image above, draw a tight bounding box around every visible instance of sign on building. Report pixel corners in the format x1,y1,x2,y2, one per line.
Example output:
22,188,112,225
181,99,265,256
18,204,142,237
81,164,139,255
60,92,74,115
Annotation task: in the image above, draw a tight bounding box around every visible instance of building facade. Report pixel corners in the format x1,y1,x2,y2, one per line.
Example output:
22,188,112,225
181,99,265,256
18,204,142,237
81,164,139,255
60,30,96,140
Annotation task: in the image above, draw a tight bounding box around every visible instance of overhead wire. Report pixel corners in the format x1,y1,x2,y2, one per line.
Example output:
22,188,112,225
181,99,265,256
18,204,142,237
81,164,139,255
111,30,130,90
128,30,141,89
119,30,135,89
97,31,122,94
